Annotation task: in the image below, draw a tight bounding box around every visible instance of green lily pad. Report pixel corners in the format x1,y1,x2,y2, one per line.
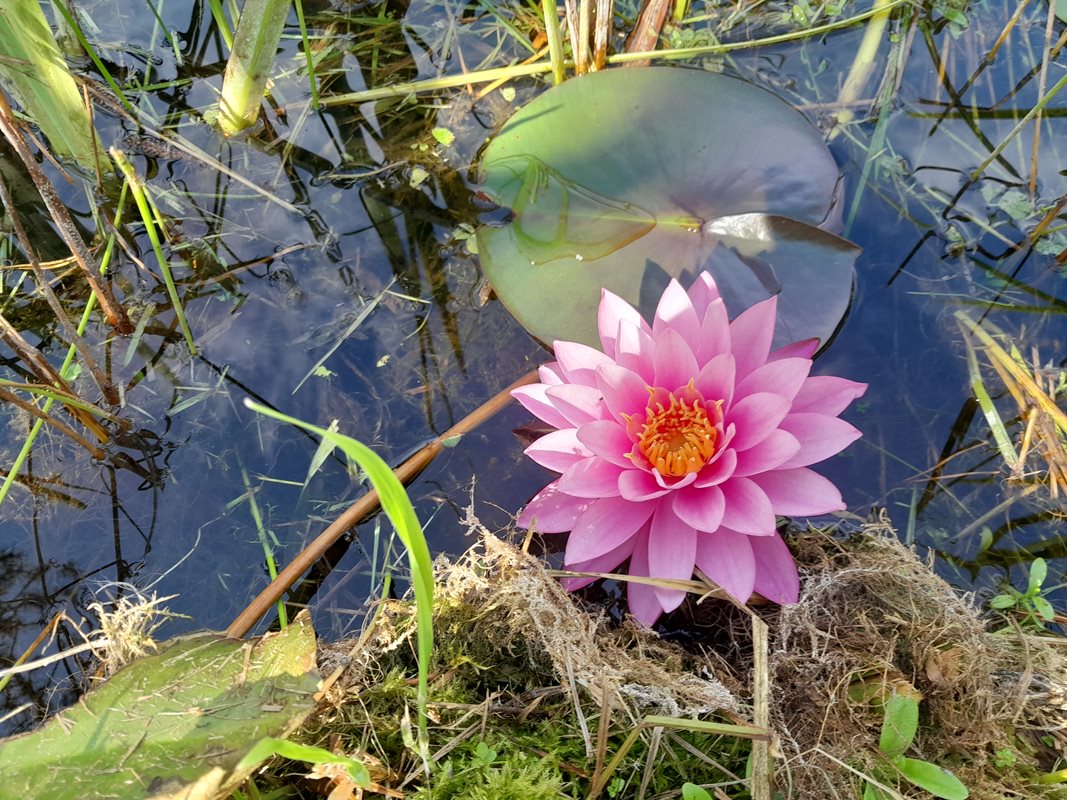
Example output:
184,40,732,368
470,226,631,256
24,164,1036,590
476,67,860,348
0,615,320,799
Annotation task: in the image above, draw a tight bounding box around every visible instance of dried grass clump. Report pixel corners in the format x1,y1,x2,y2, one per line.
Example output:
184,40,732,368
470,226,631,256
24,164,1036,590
309,510,1063,798
770,520,1061,798
321,507,739,719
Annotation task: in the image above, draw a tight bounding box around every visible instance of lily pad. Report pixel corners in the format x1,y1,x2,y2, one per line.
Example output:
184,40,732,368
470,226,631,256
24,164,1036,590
0,615,320,799
476,67,860,348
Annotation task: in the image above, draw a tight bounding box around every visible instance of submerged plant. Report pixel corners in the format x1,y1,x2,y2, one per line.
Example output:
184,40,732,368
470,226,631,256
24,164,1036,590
513,272,866,624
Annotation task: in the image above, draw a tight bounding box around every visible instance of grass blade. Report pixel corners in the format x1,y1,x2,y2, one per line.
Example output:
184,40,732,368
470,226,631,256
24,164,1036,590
243,399,434,764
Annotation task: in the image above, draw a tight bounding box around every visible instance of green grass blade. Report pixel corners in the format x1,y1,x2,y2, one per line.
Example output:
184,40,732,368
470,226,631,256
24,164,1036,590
243,399,434,763
111,148,198,355
291,0,319,108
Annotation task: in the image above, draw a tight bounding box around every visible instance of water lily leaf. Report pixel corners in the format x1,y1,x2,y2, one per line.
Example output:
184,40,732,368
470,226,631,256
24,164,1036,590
476,67,859,348
0,614,319,799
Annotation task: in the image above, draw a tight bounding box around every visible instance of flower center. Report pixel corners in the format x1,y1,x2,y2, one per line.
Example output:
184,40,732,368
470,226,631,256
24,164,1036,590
636,387,719,477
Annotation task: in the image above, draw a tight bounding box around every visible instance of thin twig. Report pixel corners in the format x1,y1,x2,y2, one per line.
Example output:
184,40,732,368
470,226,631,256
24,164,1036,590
0,169,115,404
226,370,538,638
0,91,132,333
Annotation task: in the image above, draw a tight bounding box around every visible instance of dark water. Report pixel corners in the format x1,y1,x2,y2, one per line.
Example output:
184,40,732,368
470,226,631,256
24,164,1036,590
1,0,1065,732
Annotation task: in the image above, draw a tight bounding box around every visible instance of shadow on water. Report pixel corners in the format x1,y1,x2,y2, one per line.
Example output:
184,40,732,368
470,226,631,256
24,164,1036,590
1,0,1065,731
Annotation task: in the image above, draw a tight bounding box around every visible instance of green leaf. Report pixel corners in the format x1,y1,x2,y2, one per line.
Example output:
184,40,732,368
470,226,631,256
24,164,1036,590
476,67,858,349
0,0,109,169
409,166,430,188
988,594,1016,609
863,783,896,800
431,127,456,146
244,400,434,759
1027,558,1047,594
0,617,319,799
682,783,713,800
879,693,919,758
238,738,370,786
1032,596,1055,622
896,757,969,799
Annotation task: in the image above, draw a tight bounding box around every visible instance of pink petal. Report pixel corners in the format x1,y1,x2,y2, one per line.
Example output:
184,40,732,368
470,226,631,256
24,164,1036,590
524,429,592,472
619,468,672,501
778,414,863,468
557,457,624,498
728,295,777,379
596,363,650,422
671,485,725,531
695,298,731,365
733,357,811,404
648,504,697,610
732,430,801,477
615,321,656,383
692,448,737,487
626,526,665,626
598,289,649,357
517,481,591,532
577,420,636,467
566,496,655,563
695,528,755,602
552,340,612,387
767,338,819,362
512,384,572,430
720,476,776,535
651,469,698,490
792,376,868,415
687,271,722,319
725,392,791,451
652,279,701,344
751,468,845,515
694,353,735,409
545,384,609,427
652,327,700,391
561,535,636,590
751,532,799,604
538,362,566,385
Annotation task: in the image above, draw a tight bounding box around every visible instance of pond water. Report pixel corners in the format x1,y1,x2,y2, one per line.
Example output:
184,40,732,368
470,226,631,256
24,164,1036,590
1,0,1065,733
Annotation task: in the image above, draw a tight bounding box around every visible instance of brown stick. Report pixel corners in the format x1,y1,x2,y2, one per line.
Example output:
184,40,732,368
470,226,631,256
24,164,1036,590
0,167,115,404
226,369,539,639
0,91,132,334
622,0,672,67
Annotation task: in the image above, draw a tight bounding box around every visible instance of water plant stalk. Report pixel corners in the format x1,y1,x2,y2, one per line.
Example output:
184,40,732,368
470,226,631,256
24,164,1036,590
0,185,129,509
218,0,291,133
0,93,132,333
832,0,895,134
319,0,909,106
111,148,198,355
0,0,108,168
541,0,567,83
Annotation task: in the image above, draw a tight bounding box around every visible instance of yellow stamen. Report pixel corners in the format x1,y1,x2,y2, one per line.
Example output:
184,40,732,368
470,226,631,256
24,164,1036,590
636,386,719,477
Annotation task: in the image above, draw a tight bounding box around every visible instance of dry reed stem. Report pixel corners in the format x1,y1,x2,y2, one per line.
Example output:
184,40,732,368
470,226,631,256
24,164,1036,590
0,92,132,334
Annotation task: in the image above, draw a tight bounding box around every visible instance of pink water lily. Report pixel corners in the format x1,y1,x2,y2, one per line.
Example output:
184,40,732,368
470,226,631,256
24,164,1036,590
513,273,866,625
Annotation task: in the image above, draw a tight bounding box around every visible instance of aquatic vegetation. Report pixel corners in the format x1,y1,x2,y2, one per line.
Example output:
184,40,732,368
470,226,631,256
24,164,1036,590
216,0,292,134
477,67,861,350
0,0,106,170
513,272,866,624
0,615,320,799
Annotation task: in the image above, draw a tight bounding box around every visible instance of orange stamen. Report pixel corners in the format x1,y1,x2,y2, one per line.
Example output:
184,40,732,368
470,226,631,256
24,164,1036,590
636,385,719,477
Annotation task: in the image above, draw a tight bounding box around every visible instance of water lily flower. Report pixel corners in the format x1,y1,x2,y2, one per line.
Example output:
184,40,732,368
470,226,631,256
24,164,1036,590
513,273,866,625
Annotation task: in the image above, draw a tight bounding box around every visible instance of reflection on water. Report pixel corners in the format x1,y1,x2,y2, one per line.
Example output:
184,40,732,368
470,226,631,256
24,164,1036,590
1,0,1065,732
